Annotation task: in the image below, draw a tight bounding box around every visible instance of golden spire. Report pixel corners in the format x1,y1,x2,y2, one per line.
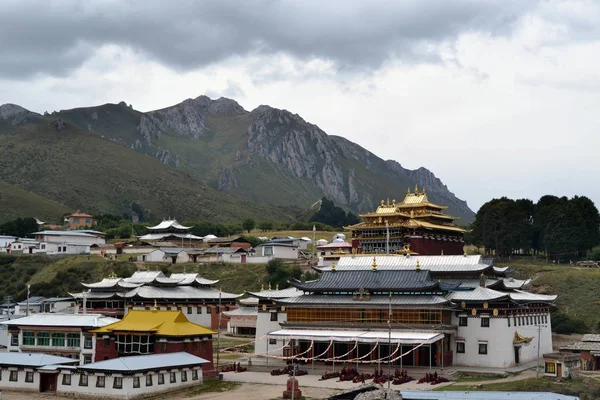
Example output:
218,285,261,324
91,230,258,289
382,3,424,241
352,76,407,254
392,199,396,205
261,283,264,291
422,186,426,194
268,282,272,290
381,199,384,206
331,263,336,272
416,259,421,271
407,187,410,194
153,299,157,311
108,271,117,279
415,184,418,193
276,283,279,290
372,257,377,271
387,198,390,206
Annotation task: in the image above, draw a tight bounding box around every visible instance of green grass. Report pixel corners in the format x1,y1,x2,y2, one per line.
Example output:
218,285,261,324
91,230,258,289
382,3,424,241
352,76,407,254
454,373,507,382
0,179,70,224
440,377,600,399
184,380,240,396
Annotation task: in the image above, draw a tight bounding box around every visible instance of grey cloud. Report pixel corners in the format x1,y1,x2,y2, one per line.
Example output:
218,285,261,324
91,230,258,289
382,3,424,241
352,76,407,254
0,0,539,79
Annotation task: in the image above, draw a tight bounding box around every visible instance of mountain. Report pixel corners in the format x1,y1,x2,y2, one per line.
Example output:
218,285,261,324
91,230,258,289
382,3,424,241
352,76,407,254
52,96,475,223
0,110,299,223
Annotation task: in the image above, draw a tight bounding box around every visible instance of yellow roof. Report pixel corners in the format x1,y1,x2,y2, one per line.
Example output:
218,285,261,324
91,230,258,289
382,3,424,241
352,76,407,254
92,310,216,336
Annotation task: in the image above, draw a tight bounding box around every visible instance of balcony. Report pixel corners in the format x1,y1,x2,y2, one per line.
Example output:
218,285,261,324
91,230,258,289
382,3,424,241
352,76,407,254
21,344,81,353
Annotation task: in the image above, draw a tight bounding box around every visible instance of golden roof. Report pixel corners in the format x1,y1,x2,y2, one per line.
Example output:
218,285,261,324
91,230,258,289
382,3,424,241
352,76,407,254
345,218,466,233
92,310,216,336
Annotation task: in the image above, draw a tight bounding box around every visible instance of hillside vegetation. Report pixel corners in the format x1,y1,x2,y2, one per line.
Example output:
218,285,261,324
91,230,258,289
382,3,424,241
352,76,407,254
0,118,299,223
0,179,70,224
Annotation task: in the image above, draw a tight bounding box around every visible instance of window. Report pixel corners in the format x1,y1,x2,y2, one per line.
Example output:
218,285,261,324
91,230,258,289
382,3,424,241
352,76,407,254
23,331,35,346
270,312,278,322
25,371,34,383
113,377,122,389
269,338,277,345
62,374,71,386
507,317,511,327
181,371,188,382
158,373,165,385
11,334,18,346
83,354,92,364
481,317,490,328
545,362,556,374
52,333,65,347
478,343,488,355
187,306,193,314
456,342,465,354
73,218,80,223
84,336,93,349
192,369,198,381
9,371,18,382
146,374,153,386
207,307,212,314
133,377,140,388
96,376,105,388
104,338,110,348
196,306,202,314
79,374,88,387
459,317,468,326
85,219,91,224
170,372,177,383
67,333,80,347
41,244,46,250
161,342,167,352
37,332,50,346
183,342,188,351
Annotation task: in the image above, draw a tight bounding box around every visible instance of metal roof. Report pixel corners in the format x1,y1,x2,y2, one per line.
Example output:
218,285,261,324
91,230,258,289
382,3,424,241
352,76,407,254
0,352,78,367
82,278,142,289
246,287,304,299
291,270,457,292
398,390,579,400
122,286,241,300
223,307,258,317
169,273,218,286
147,219,192,231
32,230,101,237
326,255,492,273
0,313,119,327
123,271,181,285
445,286,509,302
508,290,557,303
78,352,208,372
137,233,203,240
583,334,600,342
69,291,122,300
277,294,450,306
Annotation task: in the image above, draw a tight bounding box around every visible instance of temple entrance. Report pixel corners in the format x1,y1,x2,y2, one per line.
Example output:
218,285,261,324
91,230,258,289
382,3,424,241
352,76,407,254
514,346,520,364
40,373,57,393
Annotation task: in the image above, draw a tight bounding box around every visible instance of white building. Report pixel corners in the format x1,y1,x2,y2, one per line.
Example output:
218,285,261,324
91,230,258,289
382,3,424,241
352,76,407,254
0,352,78,393
0,235,16,249
32,230,106,246
2,313,119,365
141,248,190,263
38,241,91,255
256,242,299,260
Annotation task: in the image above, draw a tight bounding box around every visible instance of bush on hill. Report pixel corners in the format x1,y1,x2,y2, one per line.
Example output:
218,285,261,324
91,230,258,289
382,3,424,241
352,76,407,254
552,312,588,334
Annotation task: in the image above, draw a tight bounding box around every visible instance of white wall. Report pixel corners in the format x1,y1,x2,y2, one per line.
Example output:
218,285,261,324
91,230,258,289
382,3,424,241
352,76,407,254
10,328,98,365
0,368,40,392
259,246,298,260
58,367,203,398
144,250,166,262
38,242,90,255
254,311,287,356
452,313,553,368
35,234,105,246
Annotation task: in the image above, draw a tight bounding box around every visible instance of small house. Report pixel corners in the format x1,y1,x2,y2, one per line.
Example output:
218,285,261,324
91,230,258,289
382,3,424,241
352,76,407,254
207,235,253,249
65,210,95,230
141,248,190,264
256,242,299,260
560,334,600,370
543,353,581,378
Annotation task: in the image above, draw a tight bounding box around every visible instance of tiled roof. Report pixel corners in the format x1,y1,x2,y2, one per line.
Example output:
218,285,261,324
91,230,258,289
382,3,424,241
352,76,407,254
92,310,215,336
137,233,203,240
561,341,600,352
82,278,142,290
32,230,101,237
147,219,192,231
583,334,600,342
169,273,218,286
291,270,457,292
445,286,509,302
78,352,208,372
246,287,304,299
508,290,557,303
277,294,450,306
122,286,241,300
325,255,491,273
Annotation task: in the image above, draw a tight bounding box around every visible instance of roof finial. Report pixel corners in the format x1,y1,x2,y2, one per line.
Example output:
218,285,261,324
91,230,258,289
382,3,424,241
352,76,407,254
372,257,377,271
422,186,426,194
108,271,117,279
441,249,444,256
153,299,157,311
416,259,421,271
392,199,396,205
381,199,384,206
276,283,279,290
387,198,390,206
331,263,336,272
261,283,264,291
415,184,418,193
268,282,272,290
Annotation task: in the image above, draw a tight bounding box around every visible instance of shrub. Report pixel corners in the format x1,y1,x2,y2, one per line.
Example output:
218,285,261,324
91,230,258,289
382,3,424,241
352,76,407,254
552,312,588,334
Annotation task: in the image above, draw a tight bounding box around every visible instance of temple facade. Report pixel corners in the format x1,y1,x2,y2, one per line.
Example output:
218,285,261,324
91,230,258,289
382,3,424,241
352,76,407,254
345,186,466,255
71,271,240,329
260,255,555,369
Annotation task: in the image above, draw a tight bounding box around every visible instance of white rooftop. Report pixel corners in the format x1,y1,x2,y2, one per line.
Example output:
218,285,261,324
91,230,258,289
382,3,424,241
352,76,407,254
79,352,208,372
147,219,192,231
325,255,490,272
0,352,78,367
268,329,443,344
0,313,119,328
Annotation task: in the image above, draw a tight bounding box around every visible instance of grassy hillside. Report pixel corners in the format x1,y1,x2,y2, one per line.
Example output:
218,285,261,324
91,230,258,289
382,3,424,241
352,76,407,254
0,118,299,223
0,179,70,224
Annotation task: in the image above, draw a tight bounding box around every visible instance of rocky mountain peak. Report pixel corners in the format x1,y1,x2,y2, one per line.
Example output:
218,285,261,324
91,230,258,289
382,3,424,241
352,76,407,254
193,96,245,115
0,103,40,125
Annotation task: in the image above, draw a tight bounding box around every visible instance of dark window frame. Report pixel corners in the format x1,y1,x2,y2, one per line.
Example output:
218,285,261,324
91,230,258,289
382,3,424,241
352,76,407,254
96,376,105,388
79,374,88,387
481,317,490,328
113,376,122,389
456,342,465,354
478,343,488,355
459,316,468,327
133,376,140,388
25,371,34,383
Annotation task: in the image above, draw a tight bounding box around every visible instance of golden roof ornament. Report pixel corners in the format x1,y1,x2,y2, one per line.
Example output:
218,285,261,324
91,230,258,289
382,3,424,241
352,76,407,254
392,199,396,205
153,299,158,311
331,263,336,272
416,259,421,271
381,200,384,206
422,186,426,194
108,272,117,279
261,283,264,291
276,283,279,290
407,187,410,194
387,198,390,206
415,184,418,193
268,282,272,290
372,257,377,271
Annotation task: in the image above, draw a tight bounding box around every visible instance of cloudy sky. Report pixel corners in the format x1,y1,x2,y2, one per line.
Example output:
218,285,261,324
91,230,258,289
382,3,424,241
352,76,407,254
2,0,599,211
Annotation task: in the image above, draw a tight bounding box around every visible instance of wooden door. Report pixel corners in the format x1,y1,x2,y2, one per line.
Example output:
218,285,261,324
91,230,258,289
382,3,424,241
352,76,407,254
40,373,57,392
557,363,563,377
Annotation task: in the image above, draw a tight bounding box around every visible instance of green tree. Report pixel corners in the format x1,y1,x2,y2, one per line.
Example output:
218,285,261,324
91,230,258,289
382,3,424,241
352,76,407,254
242,218,256,233
265,259,302,289
258,221,274,232
309,197,357,228
0,217,39,237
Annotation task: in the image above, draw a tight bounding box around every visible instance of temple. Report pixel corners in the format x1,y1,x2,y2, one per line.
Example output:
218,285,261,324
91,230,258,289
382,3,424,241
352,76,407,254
70,271,240,329
344,185,466,255
138,219,203,243
259,255,556,369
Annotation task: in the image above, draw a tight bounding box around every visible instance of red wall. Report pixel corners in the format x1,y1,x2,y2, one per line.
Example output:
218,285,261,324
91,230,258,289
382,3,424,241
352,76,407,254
408,238,464,255
208,306,236,329
94,337,118,362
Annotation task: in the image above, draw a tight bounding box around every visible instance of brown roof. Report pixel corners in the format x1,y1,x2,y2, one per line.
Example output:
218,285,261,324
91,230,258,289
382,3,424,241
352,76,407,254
69,210,93,218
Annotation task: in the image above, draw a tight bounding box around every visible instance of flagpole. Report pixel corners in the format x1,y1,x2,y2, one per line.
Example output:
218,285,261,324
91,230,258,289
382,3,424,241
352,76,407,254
26,285,30,317
388,290,392,388
216,288,222,376
312,225,316,266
